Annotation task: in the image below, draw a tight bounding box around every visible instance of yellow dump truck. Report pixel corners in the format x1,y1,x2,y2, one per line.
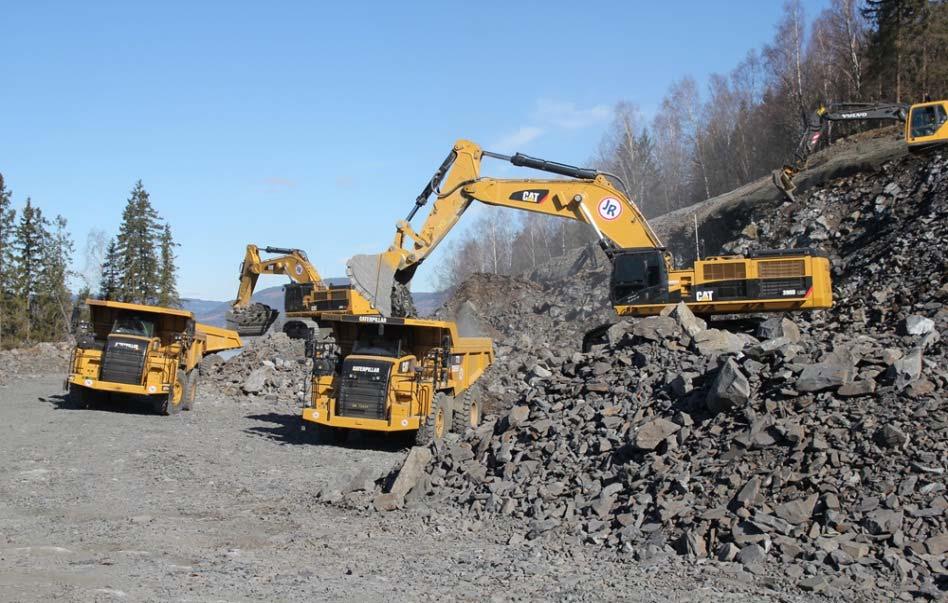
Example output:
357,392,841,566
67,300,242,414
302,314,493,444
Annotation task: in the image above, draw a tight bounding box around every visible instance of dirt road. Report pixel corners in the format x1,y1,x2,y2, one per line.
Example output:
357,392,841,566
1,375,818,601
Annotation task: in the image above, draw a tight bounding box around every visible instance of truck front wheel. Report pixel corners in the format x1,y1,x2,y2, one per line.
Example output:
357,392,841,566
68,384,93,409
310,423,348,445
452,390,480,434
415,392,449,446
182,370,198,411
155,373,185,415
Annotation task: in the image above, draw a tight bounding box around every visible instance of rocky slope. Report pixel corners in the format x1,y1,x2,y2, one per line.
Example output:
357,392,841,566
0,342,72,386
378,150,948,601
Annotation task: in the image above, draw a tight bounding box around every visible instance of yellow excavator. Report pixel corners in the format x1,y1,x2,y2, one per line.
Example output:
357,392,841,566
227,244,380,337
774,99,948,196
348,139,833,328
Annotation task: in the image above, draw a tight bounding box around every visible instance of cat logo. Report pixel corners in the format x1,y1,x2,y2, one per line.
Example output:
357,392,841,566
509,189,549,204
351,366,380,373
696,290,714,302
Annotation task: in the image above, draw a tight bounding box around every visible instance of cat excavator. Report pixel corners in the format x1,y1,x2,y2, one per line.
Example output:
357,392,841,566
773,99,948,197
347,139,833,331
227,244,380,337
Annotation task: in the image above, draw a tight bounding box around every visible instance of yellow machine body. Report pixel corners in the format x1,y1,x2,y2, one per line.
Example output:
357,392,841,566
228,243,381,336
347,139,833,321
906,100,948,149
302,314,493,440
67,300,242,413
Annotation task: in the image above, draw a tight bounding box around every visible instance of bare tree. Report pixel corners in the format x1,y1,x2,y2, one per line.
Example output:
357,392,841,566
765,0,810,121
829,0,867,98
666,77,712,200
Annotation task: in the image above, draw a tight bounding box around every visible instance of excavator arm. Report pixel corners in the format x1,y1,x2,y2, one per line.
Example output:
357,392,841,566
774,102,908,197
347,140,664,314
350,139,833,322
233,244,322,307
228,244,324,335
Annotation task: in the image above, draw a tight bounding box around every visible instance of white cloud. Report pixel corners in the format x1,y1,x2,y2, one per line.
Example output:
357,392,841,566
531,99,611,129
492,126,545,153
492,99,612,153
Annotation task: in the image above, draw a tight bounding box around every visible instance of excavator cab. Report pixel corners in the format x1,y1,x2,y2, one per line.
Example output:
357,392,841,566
609,249,670,306
907,101,948,149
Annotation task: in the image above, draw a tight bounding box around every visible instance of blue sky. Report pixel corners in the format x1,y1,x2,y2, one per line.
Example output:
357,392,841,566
1,0,828,299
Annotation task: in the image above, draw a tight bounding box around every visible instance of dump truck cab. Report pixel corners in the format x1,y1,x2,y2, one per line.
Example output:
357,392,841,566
302,314,493,444
67,300,242,414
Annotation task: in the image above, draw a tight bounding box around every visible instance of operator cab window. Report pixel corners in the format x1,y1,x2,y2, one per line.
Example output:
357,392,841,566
111,316,155,338
352,335,401,357
911,105,947,138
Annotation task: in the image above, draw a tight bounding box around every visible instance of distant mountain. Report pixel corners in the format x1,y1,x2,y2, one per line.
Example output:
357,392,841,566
181,284,448,326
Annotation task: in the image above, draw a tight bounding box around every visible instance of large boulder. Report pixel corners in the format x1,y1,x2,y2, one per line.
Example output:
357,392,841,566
706,358,750,412
388,447,433,500
633,418,681,450
662,302,707,338
796,360,854,392
692,329,746,357
756,317,801,343
888,347,923,390
241,366,272,394
631,316,680,342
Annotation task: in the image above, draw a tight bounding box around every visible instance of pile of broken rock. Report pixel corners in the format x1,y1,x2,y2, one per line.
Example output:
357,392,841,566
199,332,311,403
377,301,945,599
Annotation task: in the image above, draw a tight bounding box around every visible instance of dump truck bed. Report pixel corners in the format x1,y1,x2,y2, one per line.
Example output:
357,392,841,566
196,323,243,353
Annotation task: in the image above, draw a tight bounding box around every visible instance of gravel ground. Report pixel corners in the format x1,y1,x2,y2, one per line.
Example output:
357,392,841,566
0,374,824,602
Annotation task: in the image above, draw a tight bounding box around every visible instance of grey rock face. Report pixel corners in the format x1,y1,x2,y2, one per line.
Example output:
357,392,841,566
707,358,750,412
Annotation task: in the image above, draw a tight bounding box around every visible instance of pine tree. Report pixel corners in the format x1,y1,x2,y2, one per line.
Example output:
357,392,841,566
13,198,50,342
0,174,16,347
35,215,74,341
115,181,162,304
98,238,121,300
156,223,179,307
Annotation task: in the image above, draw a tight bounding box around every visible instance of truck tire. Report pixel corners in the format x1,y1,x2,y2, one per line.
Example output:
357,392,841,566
68,384,93,409
182,370,198,411
310,423,348,445
452,389,480,434
156,372,185,415
415,392,449,446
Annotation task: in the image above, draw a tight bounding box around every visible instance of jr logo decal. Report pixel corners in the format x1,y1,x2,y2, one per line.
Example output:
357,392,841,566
598,197,622,220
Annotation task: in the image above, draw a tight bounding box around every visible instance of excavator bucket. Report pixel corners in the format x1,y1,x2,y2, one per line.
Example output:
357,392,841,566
346,253,395,316
771,168,797,201
226,302,280,337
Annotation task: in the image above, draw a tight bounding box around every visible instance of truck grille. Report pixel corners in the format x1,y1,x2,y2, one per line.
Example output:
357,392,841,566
337,359,391,420
100,336,148,385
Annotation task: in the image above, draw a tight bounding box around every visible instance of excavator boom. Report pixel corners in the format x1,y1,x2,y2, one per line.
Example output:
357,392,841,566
773,101,911,197
349,140,833,321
